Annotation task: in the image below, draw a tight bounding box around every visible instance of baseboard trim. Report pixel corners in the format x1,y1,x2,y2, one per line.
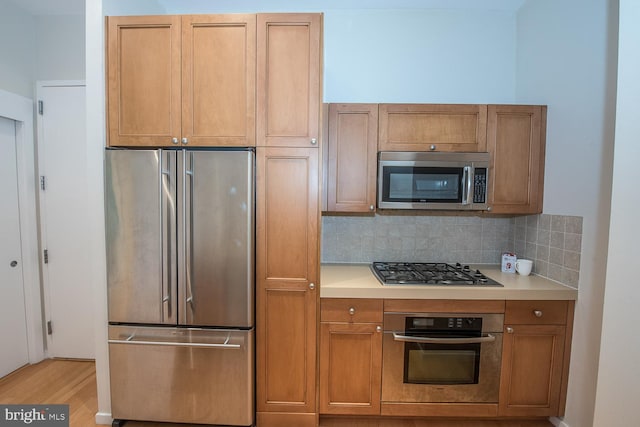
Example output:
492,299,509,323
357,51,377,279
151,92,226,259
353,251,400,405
95,412,112,425
550,417,570,427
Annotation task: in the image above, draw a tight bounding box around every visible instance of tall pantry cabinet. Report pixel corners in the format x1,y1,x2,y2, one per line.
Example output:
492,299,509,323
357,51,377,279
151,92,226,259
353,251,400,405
255,14,323,427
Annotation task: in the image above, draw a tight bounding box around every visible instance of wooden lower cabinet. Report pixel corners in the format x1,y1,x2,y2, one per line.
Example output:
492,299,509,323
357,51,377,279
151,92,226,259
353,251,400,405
498,300,574,417
316,298,574,425
319,299,383,415
498,324,566,417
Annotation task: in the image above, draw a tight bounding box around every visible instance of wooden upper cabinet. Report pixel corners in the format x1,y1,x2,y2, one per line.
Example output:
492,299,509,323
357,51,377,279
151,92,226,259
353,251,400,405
326,104,378,213
487,105,546,214
107,14,256,147
257,14,323,148
107,15,181,147
182,15,256,146
378,104,487,152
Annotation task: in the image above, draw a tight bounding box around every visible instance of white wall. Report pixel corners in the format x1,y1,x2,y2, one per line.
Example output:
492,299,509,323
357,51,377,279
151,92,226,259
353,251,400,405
0,0,36,98
0,2,84,98
515,1,617,426
86,0,110,422
593,1,640,425
324,10,515,103
36,15,86,81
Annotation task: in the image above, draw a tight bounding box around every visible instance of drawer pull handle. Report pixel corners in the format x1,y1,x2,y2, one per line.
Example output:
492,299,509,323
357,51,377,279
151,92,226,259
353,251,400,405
506,327,514,334
348,307,356,315
533,310,543,317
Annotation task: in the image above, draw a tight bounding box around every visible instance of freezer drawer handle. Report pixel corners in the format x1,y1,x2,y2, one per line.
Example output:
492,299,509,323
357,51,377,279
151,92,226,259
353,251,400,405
108,339,241,349
391,331,496,345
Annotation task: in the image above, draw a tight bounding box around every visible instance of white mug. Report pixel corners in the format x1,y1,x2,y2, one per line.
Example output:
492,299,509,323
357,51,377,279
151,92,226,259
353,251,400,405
515,259,533,276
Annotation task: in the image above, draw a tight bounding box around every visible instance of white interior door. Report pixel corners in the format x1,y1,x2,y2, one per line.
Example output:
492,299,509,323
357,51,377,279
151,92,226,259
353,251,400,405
0,116,30,377
38,83,94,359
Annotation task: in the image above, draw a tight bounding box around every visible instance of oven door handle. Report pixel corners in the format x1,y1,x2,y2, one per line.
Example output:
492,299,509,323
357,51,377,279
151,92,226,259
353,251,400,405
392,332,496,344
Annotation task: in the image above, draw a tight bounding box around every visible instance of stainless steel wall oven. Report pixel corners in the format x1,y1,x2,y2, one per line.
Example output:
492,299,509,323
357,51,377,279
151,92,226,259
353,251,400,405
382,312,503,404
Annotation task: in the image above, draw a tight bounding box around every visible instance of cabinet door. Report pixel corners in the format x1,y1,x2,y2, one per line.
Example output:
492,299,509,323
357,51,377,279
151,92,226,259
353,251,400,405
107,16,181,147
378,104,487,152
326,104,378,213
320,322,382,415
499,324,565,417
182,15,256,146
487,105,546,214
256,147,319,419
257,14,322,148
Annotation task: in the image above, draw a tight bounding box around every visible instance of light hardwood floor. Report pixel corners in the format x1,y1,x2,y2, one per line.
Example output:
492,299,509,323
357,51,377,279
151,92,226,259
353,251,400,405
0,359,97,426
0,360,552,427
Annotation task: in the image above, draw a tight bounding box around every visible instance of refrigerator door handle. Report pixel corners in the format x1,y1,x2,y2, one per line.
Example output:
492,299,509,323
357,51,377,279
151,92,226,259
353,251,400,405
184,151,195,313
160,150,176,323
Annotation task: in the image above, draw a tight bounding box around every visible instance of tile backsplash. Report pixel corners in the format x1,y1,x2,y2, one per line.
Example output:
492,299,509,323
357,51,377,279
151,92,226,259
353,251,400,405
321,213,582,288
513,214,582,288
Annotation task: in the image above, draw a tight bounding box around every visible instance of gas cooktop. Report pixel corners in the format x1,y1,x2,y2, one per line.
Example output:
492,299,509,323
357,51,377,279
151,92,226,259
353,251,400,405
371,262,503,287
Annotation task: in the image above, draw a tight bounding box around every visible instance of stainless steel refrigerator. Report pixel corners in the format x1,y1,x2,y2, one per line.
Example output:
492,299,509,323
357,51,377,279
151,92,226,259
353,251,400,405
105,148,254,426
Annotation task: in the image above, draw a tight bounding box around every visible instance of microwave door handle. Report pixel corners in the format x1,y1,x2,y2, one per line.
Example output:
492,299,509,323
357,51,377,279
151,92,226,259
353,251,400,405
392,332,496,344
462,166,472,205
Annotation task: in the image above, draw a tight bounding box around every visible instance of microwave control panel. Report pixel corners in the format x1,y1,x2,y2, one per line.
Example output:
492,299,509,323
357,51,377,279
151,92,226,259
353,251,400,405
473,168,487,203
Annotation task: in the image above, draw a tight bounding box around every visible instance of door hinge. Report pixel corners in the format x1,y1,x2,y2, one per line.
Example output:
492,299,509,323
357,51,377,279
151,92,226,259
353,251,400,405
43,249,49,264
47,321,52,335
40,176,46,191
38,100,44,115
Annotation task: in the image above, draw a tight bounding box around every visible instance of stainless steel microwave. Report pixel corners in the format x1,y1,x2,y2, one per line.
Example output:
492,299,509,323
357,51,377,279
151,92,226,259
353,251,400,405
377,151,490,211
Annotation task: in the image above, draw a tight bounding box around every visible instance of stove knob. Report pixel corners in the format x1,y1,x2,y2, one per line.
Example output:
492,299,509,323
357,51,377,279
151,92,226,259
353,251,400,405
474,269,483,277
463,265,471,272
455,263,462,269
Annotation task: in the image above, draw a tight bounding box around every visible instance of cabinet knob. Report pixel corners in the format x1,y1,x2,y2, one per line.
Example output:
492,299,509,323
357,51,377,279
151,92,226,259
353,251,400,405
348,307,356,315
309,283,315,290
172,137,179,145
429,144,436,151
182,137,188,145
376,325,382,333
310,138,317,145
506,327,514,334
533,310,543,318
369,205,375,211
487,206,492,212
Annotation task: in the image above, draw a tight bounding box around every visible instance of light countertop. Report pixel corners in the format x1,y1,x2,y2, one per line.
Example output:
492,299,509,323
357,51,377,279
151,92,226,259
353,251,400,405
320,263,578,301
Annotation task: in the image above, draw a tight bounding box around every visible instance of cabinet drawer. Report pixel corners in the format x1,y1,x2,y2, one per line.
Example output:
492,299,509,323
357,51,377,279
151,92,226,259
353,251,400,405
505,300,568,325
321,298,383,323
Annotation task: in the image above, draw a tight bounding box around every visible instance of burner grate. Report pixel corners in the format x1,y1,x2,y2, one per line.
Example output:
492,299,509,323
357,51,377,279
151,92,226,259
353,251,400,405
371,262,502,287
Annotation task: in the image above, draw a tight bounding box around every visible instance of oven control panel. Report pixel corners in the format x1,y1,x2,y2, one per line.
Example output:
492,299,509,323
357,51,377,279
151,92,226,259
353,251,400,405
408,316,482,332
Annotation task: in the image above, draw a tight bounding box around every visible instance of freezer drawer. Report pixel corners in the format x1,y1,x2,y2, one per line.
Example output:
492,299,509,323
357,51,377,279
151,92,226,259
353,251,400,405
108,325,254,426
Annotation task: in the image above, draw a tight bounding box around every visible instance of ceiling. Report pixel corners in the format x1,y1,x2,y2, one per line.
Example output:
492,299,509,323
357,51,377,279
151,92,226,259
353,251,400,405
4,0,84,16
